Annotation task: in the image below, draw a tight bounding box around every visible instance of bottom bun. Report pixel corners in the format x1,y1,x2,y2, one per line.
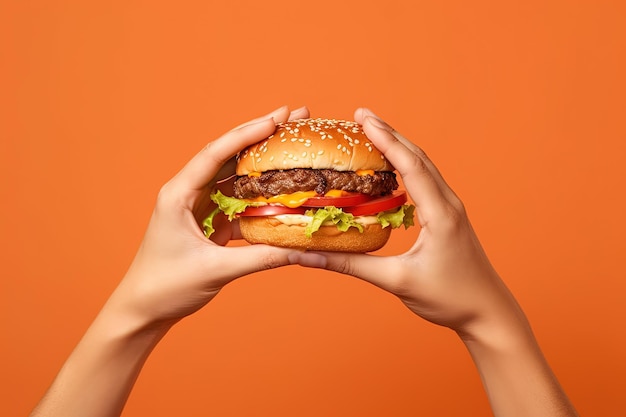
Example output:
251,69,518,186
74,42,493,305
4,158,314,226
239,217,392,252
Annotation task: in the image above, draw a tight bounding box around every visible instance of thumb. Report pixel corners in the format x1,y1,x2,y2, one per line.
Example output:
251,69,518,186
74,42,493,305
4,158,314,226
288,251,402,291
216,245,298,278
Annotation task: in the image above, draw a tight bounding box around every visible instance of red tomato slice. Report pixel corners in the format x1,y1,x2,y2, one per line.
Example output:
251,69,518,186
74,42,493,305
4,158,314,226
343,191,408,216
238,205,305,217
237,191,408,217
302,193,373,208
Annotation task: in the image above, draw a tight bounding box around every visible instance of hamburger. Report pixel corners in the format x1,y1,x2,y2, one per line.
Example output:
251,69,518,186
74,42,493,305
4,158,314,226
203,118,414,252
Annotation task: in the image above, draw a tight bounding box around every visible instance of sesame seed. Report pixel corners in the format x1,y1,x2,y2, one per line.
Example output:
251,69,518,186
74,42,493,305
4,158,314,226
269,156,274,162
302,152,307,157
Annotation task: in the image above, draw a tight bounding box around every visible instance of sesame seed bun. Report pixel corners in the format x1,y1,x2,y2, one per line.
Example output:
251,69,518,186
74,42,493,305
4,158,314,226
236,118,394,175
239,217,392,252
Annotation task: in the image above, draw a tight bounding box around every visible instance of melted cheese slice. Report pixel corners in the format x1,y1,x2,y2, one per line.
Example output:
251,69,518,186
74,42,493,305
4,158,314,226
248,191,318,208
246,190,354,208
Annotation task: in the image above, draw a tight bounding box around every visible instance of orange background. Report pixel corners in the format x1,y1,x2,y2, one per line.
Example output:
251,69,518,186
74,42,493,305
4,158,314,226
2,1,625,415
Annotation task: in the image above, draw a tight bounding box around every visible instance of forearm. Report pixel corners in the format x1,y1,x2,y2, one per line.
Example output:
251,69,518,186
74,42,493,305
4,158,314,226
460,308,578,417
30,299,170,417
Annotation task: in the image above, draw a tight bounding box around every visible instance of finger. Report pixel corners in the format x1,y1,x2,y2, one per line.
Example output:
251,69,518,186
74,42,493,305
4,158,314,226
229,105,291,131
288,106,310,120
355,108,462,207
360,116,451,226
288,251,404,293
214,245,298,277
172,116,277,192
214,156,237,183
356,109,441,179
355,108,421,153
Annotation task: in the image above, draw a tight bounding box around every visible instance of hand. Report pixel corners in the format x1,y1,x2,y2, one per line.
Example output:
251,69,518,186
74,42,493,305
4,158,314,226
289,108,521,334
30,107,315,417
109,106,311,328
289,109,579,417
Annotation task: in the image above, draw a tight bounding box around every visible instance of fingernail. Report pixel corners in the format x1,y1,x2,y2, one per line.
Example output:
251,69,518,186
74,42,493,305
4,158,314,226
266,105,288,119
289,106,309,119
273,105,289,113
365,116,392,131
290,106,307,113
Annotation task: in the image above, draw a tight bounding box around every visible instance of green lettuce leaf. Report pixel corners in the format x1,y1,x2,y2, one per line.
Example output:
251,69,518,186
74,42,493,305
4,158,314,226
202,207,220,238
202,191,258,238
210,190,256,221
377,204,416,229
304,206,363,238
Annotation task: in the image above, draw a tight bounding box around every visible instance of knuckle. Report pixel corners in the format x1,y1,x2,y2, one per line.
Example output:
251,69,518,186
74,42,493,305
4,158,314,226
201,140,231,168
413,153,431,174
381,264,414,295
399,152,428,179
259,250,286,270
155,182,173,207
334,258,357,277
439,201,469,235
156,181,178,209
155,180,190,215
451,196,467,216
413,144,429,160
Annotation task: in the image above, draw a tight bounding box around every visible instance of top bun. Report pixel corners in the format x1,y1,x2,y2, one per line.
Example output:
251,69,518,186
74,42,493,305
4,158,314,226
236,118,394,175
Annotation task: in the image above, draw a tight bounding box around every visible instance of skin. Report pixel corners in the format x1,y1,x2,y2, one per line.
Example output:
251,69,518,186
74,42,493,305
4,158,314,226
290,109,579,417
30,106,578,417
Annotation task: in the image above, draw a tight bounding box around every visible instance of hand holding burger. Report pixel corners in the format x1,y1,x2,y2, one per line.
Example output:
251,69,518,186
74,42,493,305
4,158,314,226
30,106,579,417
289,108,579,417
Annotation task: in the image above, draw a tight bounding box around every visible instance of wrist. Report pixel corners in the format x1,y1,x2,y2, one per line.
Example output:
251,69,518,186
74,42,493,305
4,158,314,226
454,298,578,417
31,291,172,417
456,297,535,352
98,287,175,345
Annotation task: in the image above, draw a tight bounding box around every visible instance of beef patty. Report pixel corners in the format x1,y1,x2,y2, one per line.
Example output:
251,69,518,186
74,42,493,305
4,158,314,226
233,169,399,199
